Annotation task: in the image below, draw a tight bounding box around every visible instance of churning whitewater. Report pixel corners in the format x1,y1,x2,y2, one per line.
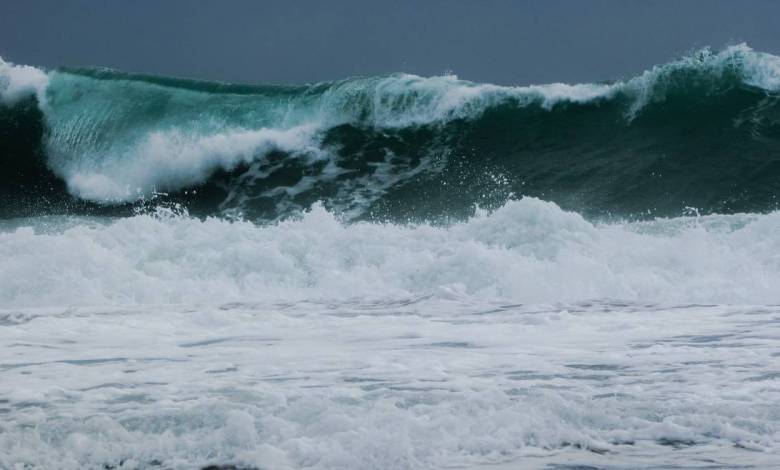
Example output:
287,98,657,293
1,45,780,469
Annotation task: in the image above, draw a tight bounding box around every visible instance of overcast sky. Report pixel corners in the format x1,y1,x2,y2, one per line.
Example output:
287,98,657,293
2,0,780,86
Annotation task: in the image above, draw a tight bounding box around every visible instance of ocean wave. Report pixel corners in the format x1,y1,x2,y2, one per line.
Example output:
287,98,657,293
1,44,780,220
4,45,780,470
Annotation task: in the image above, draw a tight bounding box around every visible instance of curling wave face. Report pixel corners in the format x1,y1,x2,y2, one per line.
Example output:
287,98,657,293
2,44,780,220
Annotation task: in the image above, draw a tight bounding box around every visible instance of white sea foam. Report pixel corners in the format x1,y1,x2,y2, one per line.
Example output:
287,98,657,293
1,198,779,309
1,278,778,468
60,124,323,201
0,57,48,105
2,198,780,469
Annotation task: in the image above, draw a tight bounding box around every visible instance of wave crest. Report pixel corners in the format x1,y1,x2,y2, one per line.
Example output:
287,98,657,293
0,57,49,105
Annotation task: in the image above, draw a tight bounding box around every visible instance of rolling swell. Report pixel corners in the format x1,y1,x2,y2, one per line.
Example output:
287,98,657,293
1,44,780,221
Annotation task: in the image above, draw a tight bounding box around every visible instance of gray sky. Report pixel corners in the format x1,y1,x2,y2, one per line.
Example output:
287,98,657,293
2,0,780,86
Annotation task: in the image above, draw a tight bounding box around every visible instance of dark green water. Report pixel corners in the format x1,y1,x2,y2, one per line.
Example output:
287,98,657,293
2,44,780,221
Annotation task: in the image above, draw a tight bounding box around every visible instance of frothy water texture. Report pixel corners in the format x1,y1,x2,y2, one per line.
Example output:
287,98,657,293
1,45,780,469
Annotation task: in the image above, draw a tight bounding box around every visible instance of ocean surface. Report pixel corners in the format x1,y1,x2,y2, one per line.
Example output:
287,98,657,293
1,44,779,469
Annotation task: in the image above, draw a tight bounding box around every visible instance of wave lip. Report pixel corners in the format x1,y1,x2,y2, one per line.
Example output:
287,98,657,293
0,57,48,105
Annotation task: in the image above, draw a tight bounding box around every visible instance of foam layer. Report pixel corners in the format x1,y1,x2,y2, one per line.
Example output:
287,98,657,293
2,198,779,309
1,294,778,469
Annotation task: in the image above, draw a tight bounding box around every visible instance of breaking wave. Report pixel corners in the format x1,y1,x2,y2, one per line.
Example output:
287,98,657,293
1,44,780,221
